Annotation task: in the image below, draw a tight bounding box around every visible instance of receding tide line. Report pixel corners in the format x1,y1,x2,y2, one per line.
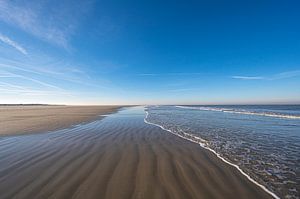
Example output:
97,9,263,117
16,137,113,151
143,109,280,199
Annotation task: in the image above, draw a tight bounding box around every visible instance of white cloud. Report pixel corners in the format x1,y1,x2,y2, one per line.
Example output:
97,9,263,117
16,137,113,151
137,72,204,76
271,70,300,80
0,60,97,88
168,88,199,92
232,70,300,80
0,80,70,97
0,33,27,55
0,0,92,48
0,70,63,90
231,76,264,80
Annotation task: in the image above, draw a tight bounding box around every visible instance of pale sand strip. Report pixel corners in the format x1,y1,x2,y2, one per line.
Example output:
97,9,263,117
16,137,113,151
0,105,122,135
0,107,273,199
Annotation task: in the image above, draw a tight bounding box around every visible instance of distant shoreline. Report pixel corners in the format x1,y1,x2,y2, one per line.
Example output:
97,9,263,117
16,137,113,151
2,103,299,106
0,104,62,106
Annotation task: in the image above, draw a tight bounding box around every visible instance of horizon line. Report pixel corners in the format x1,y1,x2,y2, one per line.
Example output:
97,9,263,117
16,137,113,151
1,103,300,106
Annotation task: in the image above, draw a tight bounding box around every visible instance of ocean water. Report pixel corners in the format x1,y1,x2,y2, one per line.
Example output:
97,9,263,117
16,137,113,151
145,105,300,199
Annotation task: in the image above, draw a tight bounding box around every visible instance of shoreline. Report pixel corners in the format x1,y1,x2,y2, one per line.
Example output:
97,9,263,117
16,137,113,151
144,109,280,199
0,106,275,198
0,105,123,136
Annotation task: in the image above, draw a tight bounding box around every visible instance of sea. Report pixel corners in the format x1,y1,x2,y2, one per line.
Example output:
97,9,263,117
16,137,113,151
144,105,300,199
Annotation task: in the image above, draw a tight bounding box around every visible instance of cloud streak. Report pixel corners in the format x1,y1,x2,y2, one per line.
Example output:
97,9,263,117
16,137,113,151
0,0,92,48
232,70,300,80
0,58,97,88
0,70,64,91
168,88,199,92
0,81,70,96
0,33,27,55
137,72,204,76
231,76,264,80
271,70,300,80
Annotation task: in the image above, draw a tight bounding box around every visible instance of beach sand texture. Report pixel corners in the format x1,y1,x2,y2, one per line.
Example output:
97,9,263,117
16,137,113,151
0,107,273,199
0,105,121,135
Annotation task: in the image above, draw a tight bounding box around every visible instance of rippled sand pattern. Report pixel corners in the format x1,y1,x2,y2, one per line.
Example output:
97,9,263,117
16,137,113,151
0,107,272,199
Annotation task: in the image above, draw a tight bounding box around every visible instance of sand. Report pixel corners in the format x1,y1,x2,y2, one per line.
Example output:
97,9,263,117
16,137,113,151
0,105,122,135
0,107,273,199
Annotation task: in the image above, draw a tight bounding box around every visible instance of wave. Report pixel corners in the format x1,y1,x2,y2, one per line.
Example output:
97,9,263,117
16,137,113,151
143,107,280,199
175,105,300,119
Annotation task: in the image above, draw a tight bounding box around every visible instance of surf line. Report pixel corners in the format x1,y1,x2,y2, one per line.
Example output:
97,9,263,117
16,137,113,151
143,108,280,199
175,105,300,120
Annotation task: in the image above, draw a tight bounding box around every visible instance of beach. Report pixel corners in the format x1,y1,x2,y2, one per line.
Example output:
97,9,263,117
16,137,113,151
0,105,121,135
0,106,273,199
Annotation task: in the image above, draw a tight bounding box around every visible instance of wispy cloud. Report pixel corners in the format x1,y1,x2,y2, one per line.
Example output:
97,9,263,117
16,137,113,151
0,33,27,55
271,70,300,80
0,81,70,96
137,72,204,76
138,73,159,76
0,58,96,87
168,88,199,92
232,70,300,80
0,0,92,48
0,87,69,96
231,76,264,80
0,70,64,91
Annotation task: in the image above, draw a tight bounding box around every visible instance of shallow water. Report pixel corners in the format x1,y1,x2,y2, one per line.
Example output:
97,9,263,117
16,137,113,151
145,105,300,199
0,107,148,198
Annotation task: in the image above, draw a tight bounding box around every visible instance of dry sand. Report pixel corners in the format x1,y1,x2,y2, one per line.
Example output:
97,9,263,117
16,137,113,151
0,105,121,135
0,107,273,199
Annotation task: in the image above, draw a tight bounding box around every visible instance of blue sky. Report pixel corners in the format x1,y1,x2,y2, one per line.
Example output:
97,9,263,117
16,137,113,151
0,0,299,105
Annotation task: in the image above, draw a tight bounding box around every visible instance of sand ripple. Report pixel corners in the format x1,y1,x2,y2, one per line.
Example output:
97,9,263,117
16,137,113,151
0,107,273,199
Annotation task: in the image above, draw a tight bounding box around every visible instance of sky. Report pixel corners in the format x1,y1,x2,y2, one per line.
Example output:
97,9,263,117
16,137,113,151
0,0,299,105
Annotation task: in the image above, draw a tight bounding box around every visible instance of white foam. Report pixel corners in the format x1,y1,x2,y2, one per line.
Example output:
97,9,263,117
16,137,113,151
175,105,300,119
144,108,280,199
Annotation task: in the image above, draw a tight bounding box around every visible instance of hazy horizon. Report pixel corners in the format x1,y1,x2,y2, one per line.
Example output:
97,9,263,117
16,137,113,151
1,1,299,104
1,102,300,106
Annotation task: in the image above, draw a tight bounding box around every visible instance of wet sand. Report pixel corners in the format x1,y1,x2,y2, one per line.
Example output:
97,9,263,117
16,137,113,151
0,107,273,199
0,105,121,135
